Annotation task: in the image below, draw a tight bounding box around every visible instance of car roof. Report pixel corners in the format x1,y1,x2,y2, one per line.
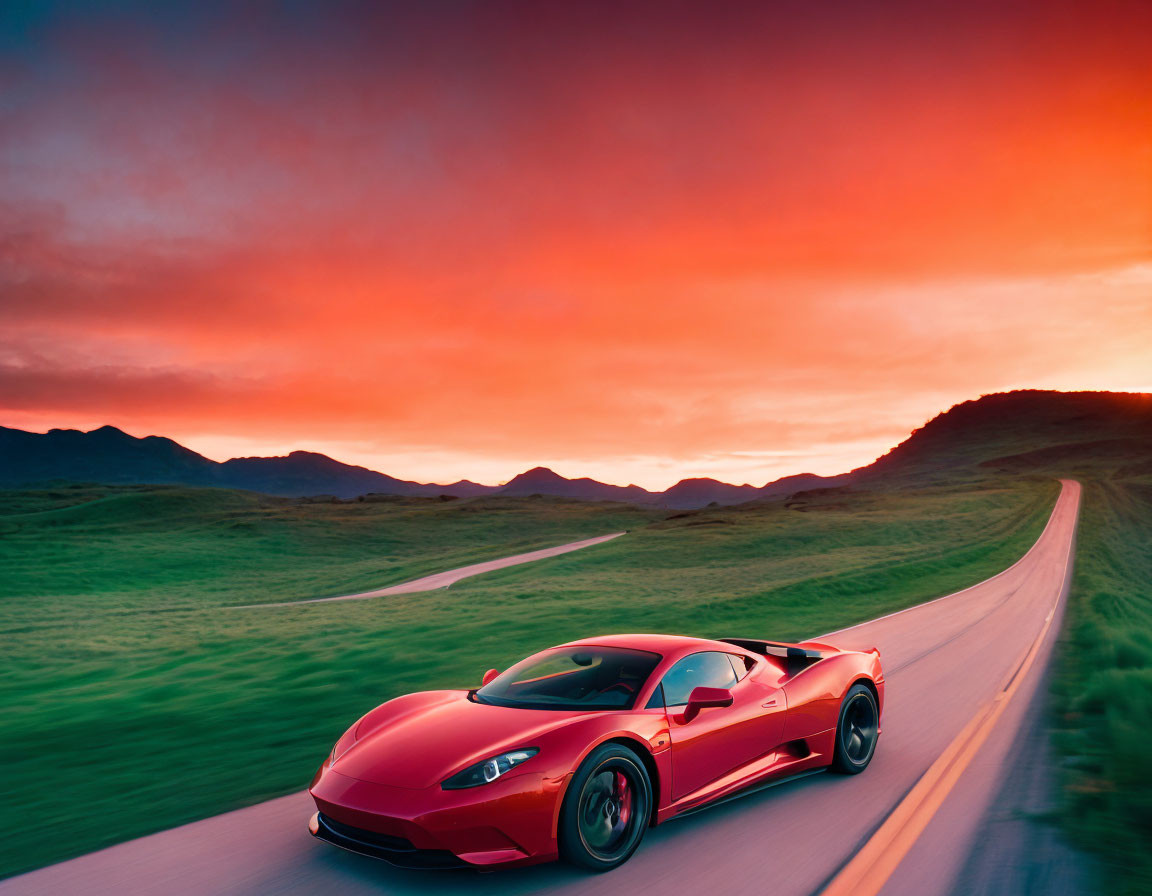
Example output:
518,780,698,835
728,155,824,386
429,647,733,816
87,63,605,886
555,632,744,659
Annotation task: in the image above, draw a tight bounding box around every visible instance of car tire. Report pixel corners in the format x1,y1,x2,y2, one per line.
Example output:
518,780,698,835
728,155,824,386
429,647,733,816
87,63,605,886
830,682,880,774
558,743,652,871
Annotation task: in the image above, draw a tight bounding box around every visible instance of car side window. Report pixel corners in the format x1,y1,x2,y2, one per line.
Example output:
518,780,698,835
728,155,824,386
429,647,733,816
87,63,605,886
729,653,753,681
657,651,739,708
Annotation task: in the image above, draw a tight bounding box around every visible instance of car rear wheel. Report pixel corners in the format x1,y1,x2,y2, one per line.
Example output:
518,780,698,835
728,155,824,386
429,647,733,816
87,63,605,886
831,683,879,774
558,743,652,871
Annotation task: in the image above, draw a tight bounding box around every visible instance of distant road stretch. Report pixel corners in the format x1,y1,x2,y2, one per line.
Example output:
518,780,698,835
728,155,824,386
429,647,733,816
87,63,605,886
2,482,1081,896
236,531,626,608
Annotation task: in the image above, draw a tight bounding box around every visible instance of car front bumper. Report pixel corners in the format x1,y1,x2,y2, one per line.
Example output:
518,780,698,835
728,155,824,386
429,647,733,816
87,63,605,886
308,764,569,868
309,811,467,868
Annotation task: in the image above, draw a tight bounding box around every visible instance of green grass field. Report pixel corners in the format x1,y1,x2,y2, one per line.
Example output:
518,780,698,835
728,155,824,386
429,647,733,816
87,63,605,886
1053,477,1152,896
0,478,1057,878
0,484,664,608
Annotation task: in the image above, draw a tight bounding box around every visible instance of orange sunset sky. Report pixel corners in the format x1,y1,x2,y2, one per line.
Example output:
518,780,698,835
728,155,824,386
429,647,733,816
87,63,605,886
1,1,1150,489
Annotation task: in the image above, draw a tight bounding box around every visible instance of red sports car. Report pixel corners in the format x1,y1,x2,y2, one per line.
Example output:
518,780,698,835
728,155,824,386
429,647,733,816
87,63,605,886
308,633,883,871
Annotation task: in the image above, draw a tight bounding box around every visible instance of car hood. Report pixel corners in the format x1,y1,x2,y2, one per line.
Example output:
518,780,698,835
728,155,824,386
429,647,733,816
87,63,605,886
331,690,590,789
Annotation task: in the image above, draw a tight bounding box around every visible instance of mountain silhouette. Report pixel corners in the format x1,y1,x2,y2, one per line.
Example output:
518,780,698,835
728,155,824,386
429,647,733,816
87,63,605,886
3,391,1149,507
498,467,656,502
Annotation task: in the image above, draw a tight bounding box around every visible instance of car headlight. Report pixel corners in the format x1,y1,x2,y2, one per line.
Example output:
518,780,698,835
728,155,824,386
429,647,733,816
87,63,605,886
441,748,539,790
329,725,358,766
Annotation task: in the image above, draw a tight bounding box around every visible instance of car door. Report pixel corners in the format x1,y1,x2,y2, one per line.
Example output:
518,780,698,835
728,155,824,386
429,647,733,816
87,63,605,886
658,651,787,802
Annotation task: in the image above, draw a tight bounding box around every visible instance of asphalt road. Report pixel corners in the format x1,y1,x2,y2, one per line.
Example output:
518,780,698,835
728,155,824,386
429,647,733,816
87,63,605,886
1,481,1081,896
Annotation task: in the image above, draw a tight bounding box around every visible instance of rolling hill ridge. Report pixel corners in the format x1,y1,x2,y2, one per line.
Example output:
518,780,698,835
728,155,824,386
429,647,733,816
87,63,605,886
0,425,841,507
2,390,1149,506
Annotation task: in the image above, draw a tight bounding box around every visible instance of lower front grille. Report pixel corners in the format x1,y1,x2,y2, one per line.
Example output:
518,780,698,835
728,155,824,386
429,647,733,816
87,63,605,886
314,813,466,870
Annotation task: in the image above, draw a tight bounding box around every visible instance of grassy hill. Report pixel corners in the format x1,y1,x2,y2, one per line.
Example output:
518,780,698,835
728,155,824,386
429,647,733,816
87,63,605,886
859,389,1152,482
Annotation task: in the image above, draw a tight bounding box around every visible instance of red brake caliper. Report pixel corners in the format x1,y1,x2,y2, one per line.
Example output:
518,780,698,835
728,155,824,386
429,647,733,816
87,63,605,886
614,770,632,826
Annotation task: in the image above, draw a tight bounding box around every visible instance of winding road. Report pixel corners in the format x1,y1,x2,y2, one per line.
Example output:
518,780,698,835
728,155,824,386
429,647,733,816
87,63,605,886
1,481,1082,896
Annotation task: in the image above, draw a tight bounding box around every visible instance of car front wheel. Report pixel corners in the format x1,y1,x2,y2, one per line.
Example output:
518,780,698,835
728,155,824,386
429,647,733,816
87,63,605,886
558,743,652,871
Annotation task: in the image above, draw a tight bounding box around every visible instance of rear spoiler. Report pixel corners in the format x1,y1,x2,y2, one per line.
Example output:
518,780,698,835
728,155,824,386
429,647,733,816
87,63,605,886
719,638,828,675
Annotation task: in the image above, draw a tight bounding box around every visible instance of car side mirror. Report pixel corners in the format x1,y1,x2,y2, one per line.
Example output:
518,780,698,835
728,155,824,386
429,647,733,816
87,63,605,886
481,668,500,686
677,686,734,724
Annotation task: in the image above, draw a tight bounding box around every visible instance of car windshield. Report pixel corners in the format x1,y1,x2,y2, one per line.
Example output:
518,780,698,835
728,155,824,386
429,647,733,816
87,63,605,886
475,646,661,711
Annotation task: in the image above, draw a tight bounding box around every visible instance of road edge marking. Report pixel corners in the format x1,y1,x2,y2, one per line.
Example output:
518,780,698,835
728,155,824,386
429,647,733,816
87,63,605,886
818,479,1080,896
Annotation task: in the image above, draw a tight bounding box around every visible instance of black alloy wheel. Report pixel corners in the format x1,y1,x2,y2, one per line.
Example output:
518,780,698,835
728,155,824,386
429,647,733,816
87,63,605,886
559,743,652,871
831,683,879,774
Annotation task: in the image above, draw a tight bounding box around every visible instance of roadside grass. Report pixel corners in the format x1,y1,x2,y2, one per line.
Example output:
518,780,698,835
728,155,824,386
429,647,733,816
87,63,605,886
1053,477,1152,896
0,478,1056,877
